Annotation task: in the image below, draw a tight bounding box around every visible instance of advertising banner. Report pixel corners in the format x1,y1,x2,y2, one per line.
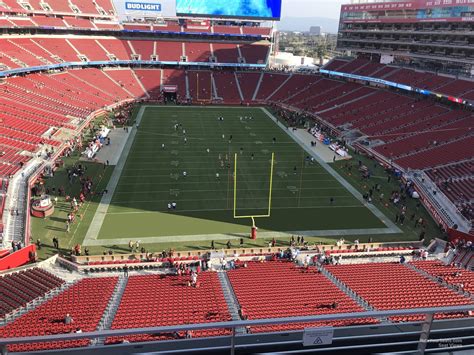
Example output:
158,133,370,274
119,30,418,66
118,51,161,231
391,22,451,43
114,0,176,19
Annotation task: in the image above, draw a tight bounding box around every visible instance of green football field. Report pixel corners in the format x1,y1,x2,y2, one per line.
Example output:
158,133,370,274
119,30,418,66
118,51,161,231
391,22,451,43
93,106,386,241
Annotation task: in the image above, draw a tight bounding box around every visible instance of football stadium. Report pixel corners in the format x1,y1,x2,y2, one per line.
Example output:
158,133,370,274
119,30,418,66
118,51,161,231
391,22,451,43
0,0,473,353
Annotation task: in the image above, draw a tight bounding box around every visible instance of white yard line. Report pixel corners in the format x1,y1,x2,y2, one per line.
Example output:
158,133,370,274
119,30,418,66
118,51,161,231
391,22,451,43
106,205,365,215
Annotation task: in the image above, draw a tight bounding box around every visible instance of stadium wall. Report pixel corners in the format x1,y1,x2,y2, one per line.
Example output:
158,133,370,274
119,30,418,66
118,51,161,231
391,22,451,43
0,244,36,271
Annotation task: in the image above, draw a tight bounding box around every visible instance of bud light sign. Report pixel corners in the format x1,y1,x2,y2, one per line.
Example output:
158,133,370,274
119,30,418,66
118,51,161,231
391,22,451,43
125,2,162,11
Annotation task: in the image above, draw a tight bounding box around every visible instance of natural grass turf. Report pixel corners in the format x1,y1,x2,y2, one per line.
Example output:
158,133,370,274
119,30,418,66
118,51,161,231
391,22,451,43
97,106,384,239
31,105,444,259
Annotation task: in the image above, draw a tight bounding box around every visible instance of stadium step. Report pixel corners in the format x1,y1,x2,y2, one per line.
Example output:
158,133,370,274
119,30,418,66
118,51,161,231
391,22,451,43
95,275,128,344
102,70,135,97
7,39,52,65
282,77,323,104
320,264,376,312
252,72,264,101
266,73,293,101
131,70,150,99
210,73,219,100
185,71,190,99
217,271,246,334
2,158,43,248
315,88,377,114
233,72,244,102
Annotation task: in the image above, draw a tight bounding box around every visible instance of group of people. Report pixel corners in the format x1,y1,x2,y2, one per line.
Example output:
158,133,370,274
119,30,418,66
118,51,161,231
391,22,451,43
113,102,135,126
10,240,23,252
167,202,177,211
290,235,306,247
128,240,142,253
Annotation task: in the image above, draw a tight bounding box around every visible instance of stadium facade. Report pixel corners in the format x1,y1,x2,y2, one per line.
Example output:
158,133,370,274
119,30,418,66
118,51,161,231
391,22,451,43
337,0,474,75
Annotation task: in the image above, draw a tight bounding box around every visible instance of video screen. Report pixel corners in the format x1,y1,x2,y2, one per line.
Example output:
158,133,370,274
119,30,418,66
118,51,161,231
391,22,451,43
176,0,282,20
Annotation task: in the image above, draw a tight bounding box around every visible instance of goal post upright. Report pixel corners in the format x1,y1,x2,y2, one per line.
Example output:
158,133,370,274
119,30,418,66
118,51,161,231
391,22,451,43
233,152,275,238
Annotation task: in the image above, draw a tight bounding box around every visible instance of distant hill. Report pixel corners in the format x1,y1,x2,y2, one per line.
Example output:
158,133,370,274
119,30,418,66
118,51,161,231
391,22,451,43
277,17,340,34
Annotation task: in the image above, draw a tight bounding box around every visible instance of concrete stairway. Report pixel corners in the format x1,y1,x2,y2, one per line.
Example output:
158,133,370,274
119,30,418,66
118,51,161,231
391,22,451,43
217,271,246,334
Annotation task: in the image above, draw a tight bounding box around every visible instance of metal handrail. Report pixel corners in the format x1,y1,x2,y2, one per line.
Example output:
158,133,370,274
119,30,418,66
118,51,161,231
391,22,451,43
1,304,473,345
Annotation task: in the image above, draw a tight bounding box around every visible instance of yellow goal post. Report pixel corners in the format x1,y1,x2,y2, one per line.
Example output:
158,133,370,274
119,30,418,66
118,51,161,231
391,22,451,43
233,152,275,220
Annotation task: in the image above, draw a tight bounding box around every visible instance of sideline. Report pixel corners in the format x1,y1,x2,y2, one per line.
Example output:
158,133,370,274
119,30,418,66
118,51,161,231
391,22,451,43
83,106,146,245
261,107,401,235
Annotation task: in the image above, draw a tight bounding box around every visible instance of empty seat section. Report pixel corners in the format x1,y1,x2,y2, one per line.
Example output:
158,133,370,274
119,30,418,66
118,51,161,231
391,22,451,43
410,260,474,294
68,39,109,61
324,59,349,71
326,263,473,322
134,69,163,100
70,0,99,14
255,73,289,101
105,273,231,344
394,136,474,170
0,277,117,352
98,39,132,60
28,73,110,111
14,38,56,64
28,0,49,11
64,17,94,29
269,74,320,103
129,40,154,60
213,43,240,63
105,69,147,98
155,41,182,61
46,71,117,106
94,22,121,30
94,0,115,14
242,27,271,36
34,38,78,62
69,68,132,100
46,0,73,13
214,25,241,35
0,39,44,67
0,268,64,319
135,69,163,100
240,44,269,64
31,16,67,28
2,0,23,11
152,22,181,32
213,72,241,103
185,42,211,62
8,18,35,27
227,261,376,333
236,72,261,101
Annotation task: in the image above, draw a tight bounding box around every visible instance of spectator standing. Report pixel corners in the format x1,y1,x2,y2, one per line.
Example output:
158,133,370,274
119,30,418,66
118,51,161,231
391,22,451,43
64,314,74,325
